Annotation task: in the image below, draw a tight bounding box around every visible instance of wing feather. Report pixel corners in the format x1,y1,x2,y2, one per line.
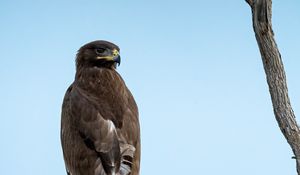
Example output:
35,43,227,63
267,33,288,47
70,86,121,174
61,69,139,175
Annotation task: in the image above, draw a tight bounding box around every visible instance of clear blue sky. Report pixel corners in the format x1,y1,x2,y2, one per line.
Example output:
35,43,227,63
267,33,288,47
1,0,300,174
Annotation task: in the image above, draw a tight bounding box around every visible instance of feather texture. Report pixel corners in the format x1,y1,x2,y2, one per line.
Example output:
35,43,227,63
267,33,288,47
61,41,140,175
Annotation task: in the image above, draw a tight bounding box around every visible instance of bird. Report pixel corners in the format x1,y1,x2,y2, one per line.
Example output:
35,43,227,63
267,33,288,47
61,40,140,175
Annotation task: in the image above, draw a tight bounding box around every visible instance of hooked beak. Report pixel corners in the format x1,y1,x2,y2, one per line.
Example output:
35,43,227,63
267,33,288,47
112,49,121,66
113,55,121,66
96,49,121,66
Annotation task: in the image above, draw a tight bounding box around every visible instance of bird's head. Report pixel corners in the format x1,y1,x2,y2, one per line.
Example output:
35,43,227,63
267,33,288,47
76,40,121,70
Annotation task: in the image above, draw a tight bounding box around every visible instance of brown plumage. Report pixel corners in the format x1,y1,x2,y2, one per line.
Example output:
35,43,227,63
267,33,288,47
61,40,140,175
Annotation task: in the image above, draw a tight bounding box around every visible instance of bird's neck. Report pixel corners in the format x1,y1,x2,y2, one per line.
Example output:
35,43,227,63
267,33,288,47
75,67,124,95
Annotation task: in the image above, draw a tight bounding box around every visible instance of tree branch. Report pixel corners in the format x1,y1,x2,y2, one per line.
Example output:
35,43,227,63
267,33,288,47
245,0,254,8
246,0,300,174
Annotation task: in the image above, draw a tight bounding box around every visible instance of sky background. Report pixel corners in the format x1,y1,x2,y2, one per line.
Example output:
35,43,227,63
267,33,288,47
0,0,300,174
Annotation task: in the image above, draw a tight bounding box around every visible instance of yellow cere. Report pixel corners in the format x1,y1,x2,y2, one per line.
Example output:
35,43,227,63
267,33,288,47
112,49,119,57
96,49,119,61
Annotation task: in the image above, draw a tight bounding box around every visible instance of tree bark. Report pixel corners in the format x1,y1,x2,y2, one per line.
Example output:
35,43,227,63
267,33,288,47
245,0,300,174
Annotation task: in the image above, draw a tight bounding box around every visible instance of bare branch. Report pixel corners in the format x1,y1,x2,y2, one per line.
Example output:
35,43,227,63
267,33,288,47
245,0,254,7
246,0,300,174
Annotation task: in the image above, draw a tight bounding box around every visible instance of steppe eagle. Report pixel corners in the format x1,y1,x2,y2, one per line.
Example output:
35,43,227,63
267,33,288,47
61,40,140,175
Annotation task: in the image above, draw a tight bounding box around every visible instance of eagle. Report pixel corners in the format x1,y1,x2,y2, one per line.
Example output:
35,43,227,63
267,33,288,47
61,40,140,175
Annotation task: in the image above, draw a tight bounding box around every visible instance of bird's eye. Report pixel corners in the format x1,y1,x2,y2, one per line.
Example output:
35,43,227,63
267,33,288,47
95,48,106,54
